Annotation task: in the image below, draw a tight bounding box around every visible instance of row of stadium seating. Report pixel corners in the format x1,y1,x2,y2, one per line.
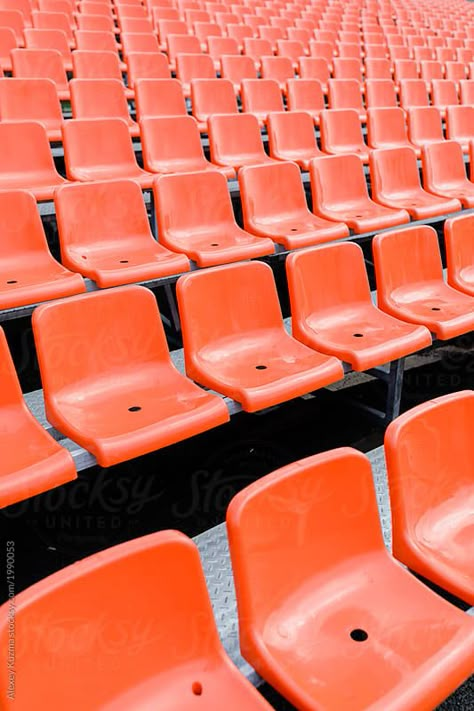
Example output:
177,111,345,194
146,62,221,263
1,219,473,506
6,72,474,129
0,390,472,709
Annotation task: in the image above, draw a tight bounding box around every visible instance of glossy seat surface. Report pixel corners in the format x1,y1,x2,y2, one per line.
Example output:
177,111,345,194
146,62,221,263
373,225,474,339
0,530,272,709
32,285,230,466
287,242,432,370
445,213,474,296
367,106,420,157
70,78,139,136
267,111,324,170
177,261,344,412
0,77,63,141
154,170,274,267
226,448,474,711
0,120,67,199
11,47,69,99
422,140,474,208
239,161,349,249
141,115,235,178
310,153,410,233
62,117,154,187
370,146,461,219
320,108,369,162
0,326,76,509
208,113,278,171
55,179,190,287
385,391,474,605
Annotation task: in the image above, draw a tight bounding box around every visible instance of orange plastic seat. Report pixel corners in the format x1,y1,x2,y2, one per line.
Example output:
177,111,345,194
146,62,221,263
226,447,474,711
260,55,294,91
276,38,305,68
399,78,430,110
226,24,254,54
63,118,154,188
309,39,334,69
0,26,17,72
0,77,63,142
385,391,474,605
193,20,222,50
459,78,474,105
0,9,25,46
320,109,369,162
365,57,392,80
220,54,257,93
120,16,154,35
70,78,139,136
444,213,474,296
419,59,443,87
11,47,69,100
207,36,239,70
122,31,161,59
76,13,116,33
208,113,277,171
373,225,474,338
413,46,434,62
166,34,201,71
190,78,238,130
125,51,171,90
365,78,397,108
241,78,284,124
32,10,74,47
445,61,467,85
134,78,186,120
332,56,363,82
297,57,329,92
0,530,273,709
32,286,229,466
157,18,189,48
176,261,343,412
24,27,73,71
431,78,459,116
407,106,445,149
422,140,474,208
154,170,274,266
267,111,324,170
74,29,121,56
286,78,325,124
239,161,349,249
445,104,474,152
287,242,431,370
0,326,76,509
55,179,189,287
367,106,420,156
73,50,134,98
370,146,461,219
243,37,272,70
0,188,85,310
0,121,67,200
394,58,418,83
327,78,366,121
140,115,235,178
175,52,216,96
310,154,410,233
364,44,388,59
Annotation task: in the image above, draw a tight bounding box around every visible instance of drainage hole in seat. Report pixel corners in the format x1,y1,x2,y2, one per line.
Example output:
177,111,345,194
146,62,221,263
119,260,129,263
431,307,441,311
192,682,203,696
353,333,364,338
6,280,17,284
290,228,298,231
210,243,219,246
350,628,368,642
255,364,267,370
128,406,142,412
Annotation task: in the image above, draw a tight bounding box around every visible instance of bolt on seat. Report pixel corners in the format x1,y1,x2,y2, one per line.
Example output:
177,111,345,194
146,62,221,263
33,286,230,467
287,242,432,371
176,261,344,412
373,225,474,339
